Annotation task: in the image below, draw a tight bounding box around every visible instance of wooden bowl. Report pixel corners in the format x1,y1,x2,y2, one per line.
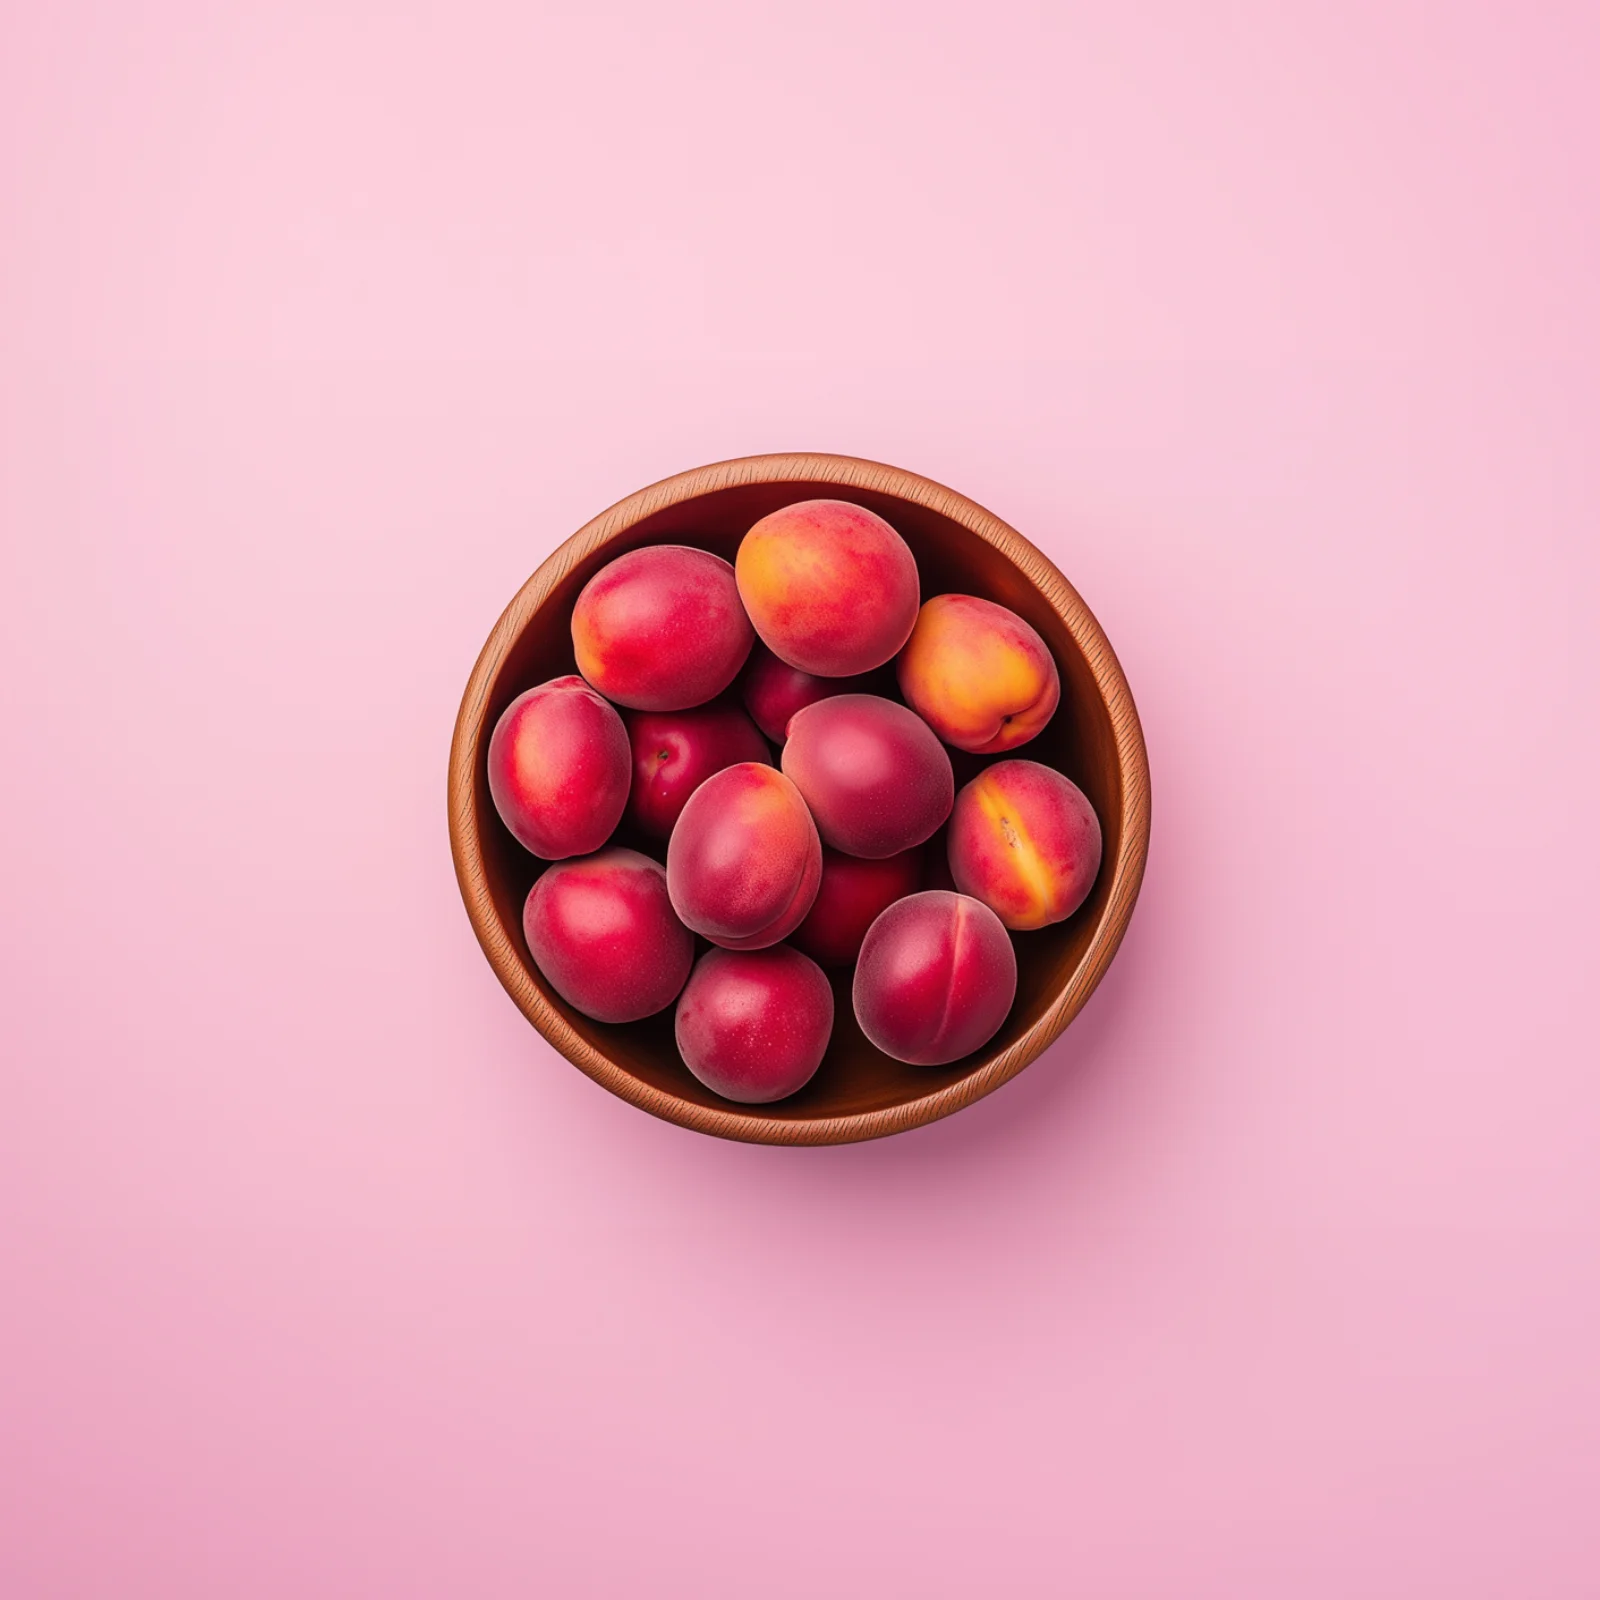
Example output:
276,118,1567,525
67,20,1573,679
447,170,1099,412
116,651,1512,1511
449,453,1150,1145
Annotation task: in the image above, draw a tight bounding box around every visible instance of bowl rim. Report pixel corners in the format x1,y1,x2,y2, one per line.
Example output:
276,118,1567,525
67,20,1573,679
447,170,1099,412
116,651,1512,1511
448,451,1151,1145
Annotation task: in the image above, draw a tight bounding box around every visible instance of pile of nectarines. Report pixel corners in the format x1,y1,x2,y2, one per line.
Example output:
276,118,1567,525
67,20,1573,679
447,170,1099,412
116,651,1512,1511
488,500,1102,1105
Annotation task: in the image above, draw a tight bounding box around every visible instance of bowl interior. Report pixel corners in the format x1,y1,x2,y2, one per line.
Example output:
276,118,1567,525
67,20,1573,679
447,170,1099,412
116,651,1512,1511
463,472,1130,1132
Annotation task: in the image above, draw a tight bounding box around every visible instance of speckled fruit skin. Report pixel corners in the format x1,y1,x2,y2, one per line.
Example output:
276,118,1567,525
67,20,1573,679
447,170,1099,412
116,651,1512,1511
675,945,834,1104
948,759,1102,931
739,642,876,743
665,763,822,949
522,848,693,1023
852,891,1018,1066
571,544,755,711
781,694,953,859
897,593,1061,753
735,499,919,676
623,704,770,840
487,675,630,860
791,846,923,967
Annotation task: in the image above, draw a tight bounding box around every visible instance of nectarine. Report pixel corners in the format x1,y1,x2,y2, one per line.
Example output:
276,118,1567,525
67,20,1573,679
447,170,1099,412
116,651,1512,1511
675,945,834,1103
487,675,630,860
666,763,822,949
572,544,754,711
853,891,1017,1066
791,846,922,967
523,848,693,1023
735,500,918,676
896,594,1060,754
947,760,1101,930
624,704,769,840
740,642,876,743
781,694,953,859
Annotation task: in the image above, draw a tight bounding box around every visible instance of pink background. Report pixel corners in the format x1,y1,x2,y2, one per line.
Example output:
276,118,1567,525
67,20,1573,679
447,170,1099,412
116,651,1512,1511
3,3,1597,1595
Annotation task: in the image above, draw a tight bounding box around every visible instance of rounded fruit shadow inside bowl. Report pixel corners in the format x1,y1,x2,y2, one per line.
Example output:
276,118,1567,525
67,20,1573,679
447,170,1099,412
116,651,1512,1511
453,458,1147,1143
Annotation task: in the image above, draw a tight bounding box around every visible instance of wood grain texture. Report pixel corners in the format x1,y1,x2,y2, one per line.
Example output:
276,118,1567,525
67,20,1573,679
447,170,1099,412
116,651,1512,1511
448,453,1151,1145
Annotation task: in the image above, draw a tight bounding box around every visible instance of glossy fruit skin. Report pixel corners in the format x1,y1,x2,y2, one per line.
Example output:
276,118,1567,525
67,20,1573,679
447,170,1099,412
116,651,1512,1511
665,762,822,949
522,848,694,1023
781,694,953,859
791,846,923,967
897,593,1061,753
948,760,1102,930
675,945,834,1104
852,891,1017,1066
740,643,876,743
571,544,755,712
735,499,919,676
487,675,630,860
623,704,770,840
